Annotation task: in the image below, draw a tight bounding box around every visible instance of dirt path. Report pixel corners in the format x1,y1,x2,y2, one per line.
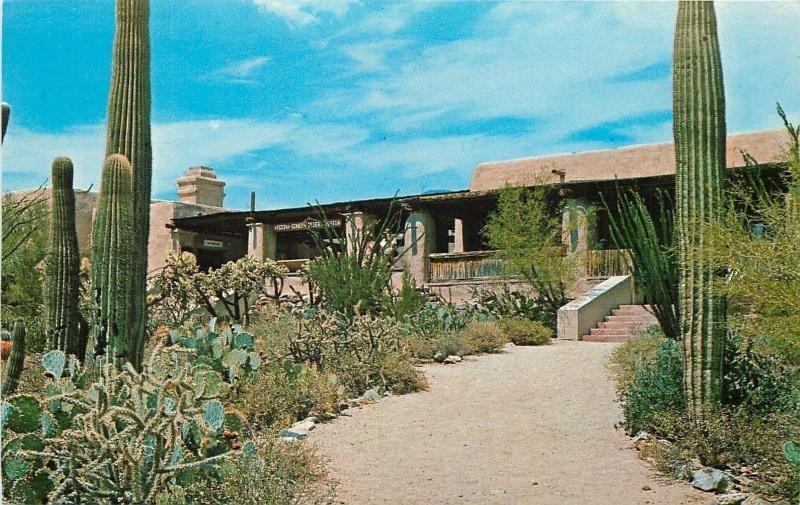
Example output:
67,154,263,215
309,341,708,505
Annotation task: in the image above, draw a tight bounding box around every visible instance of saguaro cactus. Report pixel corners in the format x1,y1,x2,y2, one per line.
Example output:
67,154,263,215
2,320,26,396
92,154,134,364
46,156,82,357
1,102,10,142
105,0,152,369
672,0,727,418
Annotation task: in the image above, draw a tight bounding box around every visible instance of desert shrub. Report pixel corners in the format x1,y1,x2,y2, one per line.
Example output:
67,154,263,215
401,301,471,339
175,435,335,505
406,331,470,361
303,203,406,317
457,320,508,355
483,185,576,330
621,338,685,434
233,363,344,430
390,267,428,319
470,286,545,323
608,330,666,396
498,318,552,346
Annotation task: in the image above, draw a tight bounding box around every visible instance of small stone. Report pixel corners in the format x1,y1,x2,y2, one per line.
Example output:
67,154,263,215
742,497,777,505
443,355,462,364
692,467,730,493
642,485,651,491
279,429,307,441
362,389,382,402
531,481,538,486
716,493,749,505
433,352,445,363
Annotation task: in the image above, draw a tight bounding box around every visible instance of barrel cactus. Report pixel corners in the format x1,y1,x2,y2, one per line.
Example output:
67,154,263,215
2,320,26,396
105,0,152,370
672,0,727,418
91,154,134,365
45,157,82,357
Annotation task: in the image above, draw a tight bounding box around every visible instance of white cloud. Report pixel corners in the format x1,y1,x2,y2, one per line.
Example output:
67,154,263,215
342,39,408,73
250,0,358,27
205,55,271,84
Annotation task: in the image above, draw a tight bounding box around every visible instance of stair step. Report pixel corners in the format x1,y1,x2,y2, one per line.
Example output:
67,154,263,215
605,315,658,323
589,328,631,337
582,335,631,343
597,321,655,330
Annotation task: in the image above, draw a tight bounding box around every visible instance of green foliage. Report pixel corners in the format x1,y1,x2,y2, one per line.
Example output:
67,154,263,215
91,154,134,366
2,320,27,396
498,318,552,346
390,267,428,319
106,0,153,372
3,394,43,434
304,202,406,317
621,339,685,434
401,300,471,339
233,363,344,430
608,330,665,397
174,435,335,505
470,286,545,323
483,186,575,329
673,0,727,418
604,190,679,340
45,156,82,357
1,191,48,352
456,320,509,354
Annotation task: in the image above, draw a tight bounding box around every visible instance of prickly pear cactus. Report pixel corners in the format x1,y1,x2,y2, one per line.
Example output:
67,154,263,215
170,320,262,383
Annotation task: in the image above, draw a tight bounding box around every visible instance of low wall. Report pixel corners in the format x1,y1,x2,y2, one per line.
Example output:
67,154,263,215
556,275,637,340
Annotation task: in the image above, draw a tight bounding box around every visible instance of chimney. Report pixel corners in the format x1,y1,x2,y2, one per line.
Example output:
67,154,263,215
176,166,225,207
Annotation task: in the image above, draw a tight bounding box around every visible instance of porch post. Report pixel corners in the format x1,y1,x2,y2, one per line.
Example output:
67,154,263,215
403,210,436,285
452,218,465,253
247,223,277,260
343,211,375,255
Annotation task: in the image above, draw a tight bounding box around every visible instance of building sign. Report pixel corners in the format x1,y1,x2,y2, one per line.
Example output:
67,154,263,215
274,218,342,232
203,239,224,249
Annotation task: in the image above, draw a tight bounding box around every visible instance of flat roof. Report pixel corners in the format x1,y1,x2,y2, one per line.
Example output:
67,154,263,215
470,130,786,192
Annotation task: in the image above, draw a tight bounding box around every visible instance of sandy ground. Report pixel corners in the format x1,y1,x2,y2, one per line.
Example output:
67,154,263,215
309,340,709,505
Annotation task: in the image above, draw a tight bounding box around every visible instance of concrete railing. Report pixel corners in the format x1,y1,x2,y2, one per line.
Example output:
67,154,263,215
556,275,639,340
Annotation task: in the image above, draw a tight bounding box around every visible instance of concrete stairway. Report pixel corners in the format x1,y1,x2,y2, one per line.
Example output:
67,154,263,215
582,305,659,343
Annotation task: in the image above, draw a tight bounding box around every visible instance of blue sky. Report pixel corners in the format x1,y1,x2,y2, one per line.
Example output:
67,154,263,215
2,0,799,210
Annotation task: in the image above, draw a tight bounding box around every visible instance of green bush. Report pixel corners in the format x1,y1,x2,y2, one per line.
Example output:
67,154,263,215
457,320,508,355
233,363,344,430
608,330,665,397
498,318,552,346
621,338,685,434
169,435,335,505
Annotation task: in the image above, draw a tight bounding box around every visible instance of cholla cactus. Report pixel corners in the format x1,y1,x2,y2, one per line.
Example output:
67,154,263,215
2,346,252,503
45,156,82,357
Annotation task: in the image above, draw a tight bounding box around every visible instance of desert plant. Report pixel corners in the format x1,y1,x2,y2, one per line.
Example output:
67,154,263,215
91,154,134,365
0,347,251,503
673,0,728,418
498,318,552,346
105,0,153,370
622,338,686,434
470,285,544,322
304,202,406,316
1,320,26,396
456,320,508,355
604,190,679,340
483,185,575,330
1,101,9,142
45,156,83,358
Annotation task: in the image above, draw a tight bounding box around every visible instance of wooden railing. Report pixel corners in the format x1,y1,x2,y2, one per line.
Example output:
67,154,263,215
428,251,504,283
583,249,631,277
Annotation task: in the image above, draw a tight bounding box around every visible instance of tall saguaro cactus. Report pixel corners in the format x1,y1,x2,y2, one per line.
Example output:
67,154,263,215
46,157,82,357
672,1,727,418
105,0,152,369
2,320,26,396
92,154,134,365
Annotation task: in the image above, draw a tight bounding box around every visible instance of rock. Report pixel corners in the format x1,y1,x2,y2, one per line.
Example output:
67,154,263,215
443,355,462,364
362,389,382,402
433,352,445,363
292,418,316,433
716,493,749,505
279,429,307,441
692,467,730,493
743,498,784,505
642,485,651,491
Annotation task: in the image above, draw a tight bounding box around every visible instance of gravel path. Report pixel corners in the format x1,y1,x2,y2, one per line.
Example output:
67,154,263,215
309,341,707,505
